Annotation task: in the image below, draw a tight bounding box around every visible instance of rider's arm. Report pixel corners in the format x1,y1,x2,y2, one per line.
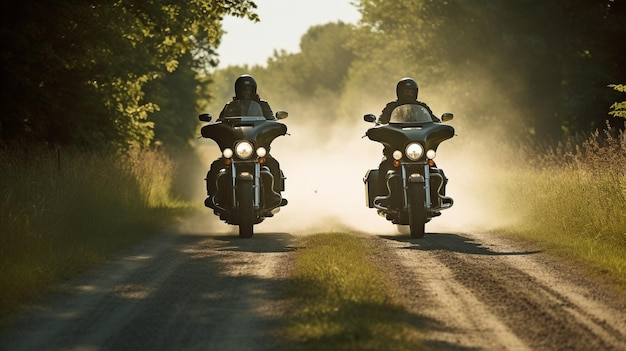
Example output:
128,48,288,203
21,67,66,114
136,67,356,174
378,102,396,124
260,100,275,120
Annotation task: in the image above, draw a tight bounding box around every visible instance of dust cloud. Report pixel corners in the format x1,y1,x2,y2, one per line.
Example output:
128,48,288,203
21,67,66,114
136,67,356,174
182,105,521,237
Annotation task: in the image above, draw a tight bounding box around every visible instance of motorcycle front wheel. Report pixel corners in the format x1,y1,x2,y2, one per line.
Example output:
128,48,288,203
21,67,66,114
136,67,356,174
237,176,255,238
407,182,426,238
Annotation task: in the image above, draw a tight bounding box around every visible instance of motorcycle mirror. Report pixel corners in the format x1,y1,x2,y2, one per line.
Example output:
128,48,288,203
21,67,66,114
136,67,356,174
441,113,454,122
199,113,212,122
275,110,288,120
364,114,377,123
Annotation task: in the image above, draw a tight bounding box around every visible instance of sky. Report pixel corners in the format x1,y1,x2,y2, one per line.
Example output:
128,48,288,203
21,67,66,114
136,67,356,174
216,0,361,68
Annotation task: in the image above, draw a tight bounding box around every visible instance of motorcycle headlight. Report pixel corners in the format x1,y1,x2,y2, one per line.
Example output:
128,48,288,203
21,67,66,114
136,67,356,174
223,148,233,159
426,149,436,160
256,147,267,157
235,141,254,159
392,150,403,161
405,142,424,161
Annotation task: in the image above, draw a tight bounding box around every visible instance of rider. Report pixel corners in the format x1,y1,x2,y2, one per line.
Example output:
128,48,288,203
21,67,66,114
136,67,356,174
378,77,440,124
218,74,274,120
206,74,284,207
376,77,448,200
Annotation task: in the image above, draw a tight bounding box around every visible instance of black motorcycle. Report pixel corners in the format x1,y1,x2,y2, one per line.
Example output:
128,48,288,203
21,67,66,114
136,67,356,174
199,101,289,238
363,104,455,238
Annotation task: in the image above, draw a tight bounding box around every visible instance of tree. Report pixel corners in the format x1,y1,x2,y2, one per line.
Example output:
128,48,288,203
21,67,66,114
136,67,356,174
201,22,359,127
349,0,626,141
0,0,260,150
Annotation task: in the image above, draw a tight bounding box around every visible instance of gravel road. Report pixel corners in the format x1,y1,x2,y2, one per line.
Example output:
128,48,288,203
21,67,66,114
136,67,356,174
0,230,296,351
1,226,625,351
365,231,626,350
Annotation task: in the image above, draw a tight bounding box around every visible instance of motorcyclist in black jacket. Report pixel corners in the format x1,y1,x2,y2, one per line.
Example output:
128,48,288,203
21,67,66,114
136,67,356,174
205,75,284,207
218,74,275,120
376,77,448,199
378,77,440,124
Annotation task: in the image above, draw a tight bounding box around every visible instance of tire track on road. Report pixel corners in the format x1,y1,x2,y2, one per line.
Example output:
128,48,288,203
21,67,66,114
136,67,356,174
0,231,296,351
369,232,626,350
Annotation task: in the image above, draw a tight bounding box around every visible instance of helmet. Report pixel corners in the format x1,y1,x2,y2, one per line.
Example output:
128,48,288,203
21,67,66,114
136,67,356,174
234,74,257,99
396,77,418,102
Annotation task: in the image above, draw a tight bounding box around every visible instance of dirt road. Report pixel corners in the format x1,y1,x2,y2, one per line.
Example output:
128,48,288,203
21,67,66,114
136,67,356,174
366,231,626,350
1,228,625,350
0,231,296,351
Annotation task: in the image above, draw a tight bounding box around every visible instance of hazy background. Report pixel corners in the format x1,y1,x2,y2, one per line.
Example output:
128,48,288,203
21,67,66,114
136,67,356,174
187,107,515,236
2,2,624,321
188,1,625,236
2,1,623,236
217,0,360,68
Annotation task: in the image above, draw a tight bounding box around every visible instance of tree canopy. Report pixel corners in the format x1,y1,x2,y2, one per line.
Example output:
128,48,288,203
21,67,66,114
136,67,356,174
207,0,625,143
2,0,624,152
0,0,259,150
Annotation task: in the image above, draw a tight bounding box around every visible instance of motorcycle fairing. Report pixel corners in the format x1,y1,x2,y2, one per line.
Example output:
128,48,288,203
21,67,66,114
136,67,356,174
366,123,454,155
201,100,287,152
201,118,287,153
367,104,454,155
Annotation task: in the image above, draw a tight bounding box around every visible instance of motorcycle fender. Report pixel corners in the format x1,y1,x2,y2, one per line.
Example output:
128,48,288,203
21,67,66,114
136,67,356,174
408,173,425,183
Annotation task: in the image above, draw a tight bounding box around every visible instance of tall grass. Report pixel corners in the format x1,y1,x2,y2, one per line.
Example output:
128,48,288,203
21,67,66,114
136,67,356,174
497,126,626,291
0,145,193,320
279,233,427,351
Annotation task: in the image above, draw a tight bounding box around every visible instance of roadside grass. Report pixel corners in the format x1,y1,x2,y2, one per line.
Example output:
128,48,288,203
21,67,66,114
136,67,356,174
0,146,195,322
278,233,428,351
496,127,626,293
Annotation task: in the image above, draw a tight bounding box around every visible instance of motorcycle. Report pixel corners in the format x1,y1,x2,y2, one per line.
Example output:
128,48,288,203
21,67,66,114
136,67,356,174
362,104,455,238
199,101,289,238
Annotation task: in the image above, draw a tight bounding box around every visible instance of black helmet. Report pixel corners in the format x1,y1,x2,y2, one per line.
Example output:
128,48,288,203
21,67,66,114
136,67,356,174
396,77,418,102
234,74,257,99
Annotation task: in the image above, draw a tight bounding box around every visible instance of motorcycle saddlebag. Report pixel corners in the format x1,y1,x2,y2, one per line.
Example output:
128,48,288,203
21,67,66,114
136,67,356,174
363,169,379,208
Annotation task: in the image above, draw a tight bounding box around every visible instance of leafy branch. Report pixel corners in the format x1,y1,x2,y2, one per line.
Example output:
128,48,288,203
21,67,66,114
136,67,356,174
609,84,626,119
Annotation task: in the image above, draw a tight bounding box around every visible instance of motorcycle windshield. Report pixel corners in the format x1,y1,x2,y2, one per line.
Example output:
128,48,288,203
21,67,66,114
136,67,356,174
201,99,287,151
244,101,264,116
389,104,433,124
222,100,265,120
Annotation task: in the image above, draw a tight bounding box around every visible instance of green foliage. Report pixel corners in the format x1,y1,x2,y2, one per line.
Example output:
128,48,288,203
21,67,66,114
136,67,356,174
609,84,626,119
497,126,626,291
270,22,356,96
201,22,359,129
0,0,259,150
0,145,193,319
349,0,626,140
5,0,622,150
145,53,207,149
205,0,625,143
